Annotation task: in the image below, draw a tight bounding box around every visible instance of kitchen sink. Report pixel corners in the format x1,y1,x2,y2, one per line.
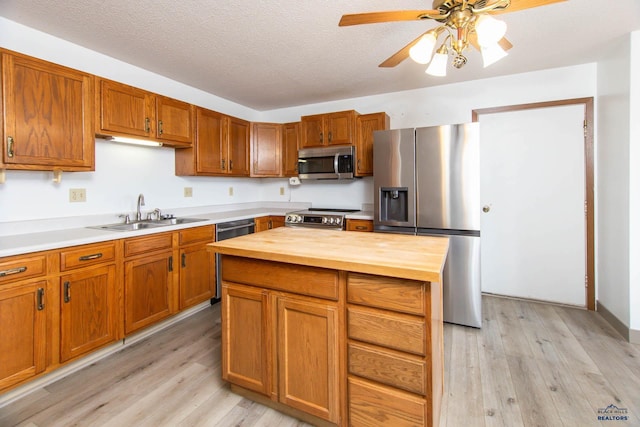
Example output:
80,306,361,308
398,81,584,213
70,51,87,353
89,217,207,232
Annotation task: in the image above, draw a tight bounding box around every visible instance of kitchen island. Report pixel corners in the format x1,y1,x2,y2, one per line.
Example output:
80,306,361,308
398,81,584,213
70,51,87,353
208,227,449,427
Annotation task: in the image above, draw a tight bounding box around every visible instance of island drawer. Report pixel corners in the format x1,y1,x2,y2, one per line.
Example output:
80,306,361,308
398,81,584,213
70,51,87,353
179,225,214,246
222,256,339,300
347,273,425,315
348,306,426,356
60,242,116,271
348,342,427,395
348,376,426,427
124,232,173,258
0,254,47,285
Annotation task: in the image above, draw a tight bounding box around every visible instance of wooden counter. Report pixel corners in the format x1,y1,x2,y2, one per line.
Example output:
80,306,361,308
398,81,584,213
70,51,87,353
207,227,449,427
207,227,448,283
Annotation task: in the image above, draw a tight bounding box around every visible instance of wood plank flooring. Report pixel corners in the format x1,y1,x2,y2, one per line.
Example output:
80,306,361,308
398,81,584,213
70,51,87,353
1,296,638,426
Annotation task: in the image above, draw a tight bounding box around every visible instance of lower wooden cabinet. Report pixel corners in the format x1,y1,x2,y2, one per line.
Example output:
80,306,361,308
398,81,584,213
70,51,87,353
0,280,48,391
255,215,285,232
346,219,373,232
60,265,118,362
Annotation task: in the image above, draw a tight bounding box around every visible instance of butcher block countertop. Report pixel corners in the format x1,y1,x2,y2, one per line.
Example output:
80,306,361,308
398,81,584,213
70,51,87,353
208,227,449,283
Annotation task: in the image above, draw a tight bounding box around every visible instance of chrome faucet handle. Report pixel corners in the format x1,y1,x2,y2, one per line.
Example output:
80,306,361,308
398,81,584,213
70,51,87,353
146,208,162,220
118,214,131,224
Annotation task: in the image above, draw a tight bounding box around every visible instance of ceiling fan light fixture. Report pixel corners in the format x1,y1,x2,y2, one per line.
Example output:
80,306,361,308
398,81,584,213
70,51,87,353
426,45,448,76
409,32,438,64
481,42,508,67
474,14,507,46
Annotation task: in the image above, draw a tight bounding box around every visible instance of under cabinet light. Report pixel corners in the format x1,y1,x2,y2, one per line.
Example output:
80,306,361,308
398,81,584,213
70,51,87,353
108,136,163,147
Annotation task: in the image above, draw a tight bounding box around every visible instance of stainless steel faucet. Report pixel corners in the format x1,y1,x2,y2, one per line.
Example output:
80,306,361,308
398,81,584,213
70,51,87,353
136,193,145,221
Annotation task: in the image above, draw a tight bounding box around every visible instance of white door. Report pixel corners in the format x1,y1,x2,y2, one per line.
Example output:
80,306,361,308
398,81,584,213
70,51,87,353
479,105,586,306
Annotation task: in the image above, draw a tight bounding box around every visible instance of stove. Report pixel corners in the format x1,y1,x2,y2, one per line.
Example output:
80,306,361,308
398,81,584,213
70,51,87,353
285,208,360,230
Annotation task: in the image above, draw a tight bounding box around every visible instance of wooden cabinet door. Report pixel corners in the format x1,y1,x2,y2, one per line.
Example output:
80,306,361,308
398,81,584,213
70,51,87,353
355,112,389,176
277,296,339,423
124,250,174,335
96,78,154,139
270,216,285,229
300,114,325,148
179,243,215,309
60,265,118,362
0,281,47,391
326,111,355,146
282,122,300,176
156,96,193,146
251,122,282,177
221,283,271,396
227,116,250,176
254,216,270,233
192,107,225,174
2,52,94,170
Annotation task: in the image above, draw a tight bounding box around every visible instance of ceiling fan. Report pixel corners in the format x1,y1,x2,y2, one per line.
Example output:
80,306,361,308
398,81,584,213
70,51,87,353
339,0,567,76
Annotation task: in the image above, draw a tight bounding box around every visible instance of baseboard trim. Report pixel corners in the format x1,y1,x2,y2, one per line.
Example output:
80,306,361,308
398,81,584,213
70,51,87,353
597,300,631,342
630,328,640,344
0,301,211,408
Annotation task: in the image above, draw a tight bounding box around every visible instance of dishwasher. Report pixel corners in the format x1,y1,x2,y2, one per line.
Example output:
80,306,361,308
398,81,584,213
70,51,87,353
213,218,255,302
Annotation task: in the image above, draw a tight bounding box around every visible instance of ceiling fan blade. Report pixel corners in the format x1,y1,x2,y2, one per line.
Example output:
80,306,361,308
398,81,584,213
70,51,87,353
489,0,567,14
378,31,433,68
469,33,513,51
498,37,513,50
339,10,441,26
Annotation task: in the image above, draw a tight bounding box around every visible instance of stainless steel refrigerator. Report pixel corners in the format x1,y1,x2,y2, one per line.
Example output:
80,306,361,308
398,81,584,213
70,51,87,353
373,124,482,328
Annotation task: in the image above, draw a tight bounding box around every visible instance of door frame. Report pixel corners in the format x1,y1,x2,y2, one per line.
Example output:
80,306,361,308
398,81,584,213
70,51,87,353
472,97,595,310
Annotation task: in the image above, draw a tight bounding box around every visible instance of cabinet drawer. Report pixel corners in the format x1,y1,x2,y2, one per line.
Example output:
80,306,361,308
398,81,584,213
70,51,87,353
179,225,214,246
124,233,173,258
347,273,425,316
346,219,373,232
222,256,339,300
349,377,426,427
348,306,426,355
348,342,426,395
60,242,116,271
0,254,47,285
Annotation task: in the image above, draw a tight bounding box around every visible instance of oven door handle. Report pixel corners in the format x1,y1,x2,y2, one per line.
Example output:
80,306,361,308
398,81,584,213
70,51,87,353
217,223,255,233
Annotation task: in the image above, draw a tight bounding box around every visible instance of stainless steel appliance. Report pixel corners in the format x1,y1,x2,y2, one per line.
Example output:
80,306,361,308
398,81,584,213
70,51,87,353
374,124,482,328
214,218,255,300
285,208,359,230
297,146,355,180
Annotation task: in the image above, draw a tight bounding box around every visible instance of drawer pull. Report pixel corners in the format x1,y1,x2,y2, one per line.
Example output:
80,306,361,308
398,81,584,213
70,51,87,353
37,288,45,310
181,253,187,268
0,266,27,277
79,253,103,261
63,281,71,303
355,226,367,230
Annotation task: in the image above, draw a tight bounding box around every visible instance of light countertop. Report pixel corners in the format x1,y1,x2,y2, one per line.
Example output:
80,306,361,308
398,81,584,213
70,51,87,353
208,227,448,283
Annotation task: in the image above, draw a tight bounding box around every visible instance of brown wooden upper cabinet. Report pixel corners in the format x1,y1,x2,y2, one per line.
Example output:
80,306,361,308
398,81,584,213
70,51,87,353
175,107,250,176
251,122,282,177
1,50,94,171
355,112,390,177
95,78,194,148
300,110,357,148
282,122,300,177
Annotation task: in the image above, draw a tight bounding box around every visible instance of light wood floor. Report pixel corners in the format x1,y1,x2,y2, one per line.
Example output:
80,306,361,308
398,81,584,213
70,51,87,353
1,296,638,426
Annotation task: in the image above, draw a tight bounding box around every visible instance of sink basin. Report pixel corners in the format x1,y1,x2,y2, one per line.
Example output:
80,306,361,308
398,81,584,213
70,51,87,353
89,217,207,232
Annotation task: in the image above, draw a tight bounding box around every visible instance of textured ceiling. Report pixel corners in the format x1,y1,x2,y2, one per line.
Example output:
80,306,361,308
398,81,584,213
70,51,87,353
1,0,639,111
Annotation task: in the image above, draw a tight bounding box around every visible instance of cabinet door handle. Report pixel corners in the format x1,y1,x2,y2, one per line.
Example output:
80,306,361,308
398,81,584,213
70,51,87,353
37,288,45,311
158,120,164,135
268,220,272,230
79,253,102,261
145,118,151,133
63,281,71,303
328,131,332,143
221,159,226,170
229,160,233,171
355,225,367,230
7,136,15,158
181,253,186,268
319,132,323,143
168,256,173,272
0,266,27,277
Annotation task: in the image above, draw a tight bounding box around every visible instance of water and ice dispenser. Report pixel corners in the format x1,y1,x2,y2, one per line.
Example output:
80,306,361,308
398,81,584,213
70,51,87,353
379,187,409,222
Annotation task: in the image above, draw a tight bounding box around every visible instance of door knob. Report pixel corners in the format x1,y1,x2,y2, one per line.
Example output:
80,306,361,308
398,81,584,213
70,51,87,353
482,205,491,213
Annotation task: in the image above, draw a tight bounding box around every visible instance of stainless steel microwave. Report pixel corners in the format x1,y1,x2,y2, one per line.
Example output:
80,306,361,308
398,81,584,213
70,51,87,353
297,146,355,180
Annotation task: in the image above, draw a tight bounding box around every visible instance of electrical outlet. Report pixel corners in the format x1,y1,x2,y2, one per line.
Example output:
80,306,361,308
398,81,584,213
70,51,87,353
184,187,193,197
228,186,234,196
279,186,285,196
69,188,86,203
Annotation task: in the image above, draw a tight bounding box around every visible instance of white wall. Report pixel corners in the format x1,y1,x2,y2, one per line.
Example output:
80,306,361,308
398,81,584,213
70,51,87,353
596,35,632,328
629,32,640,332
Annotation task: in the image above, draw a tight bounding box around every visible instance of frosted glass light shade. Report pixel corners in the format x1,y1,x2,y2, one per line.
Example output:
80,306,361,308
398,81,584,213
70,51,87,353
425,52,448,76
475,15,507,46
409,33,437,64
481,43,508,67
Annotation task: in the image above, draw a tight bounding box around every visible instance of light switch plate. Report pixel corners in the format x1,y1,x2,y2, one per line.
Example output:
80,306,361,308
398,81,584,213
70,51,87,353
184,187,193,197
228,187,234,196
